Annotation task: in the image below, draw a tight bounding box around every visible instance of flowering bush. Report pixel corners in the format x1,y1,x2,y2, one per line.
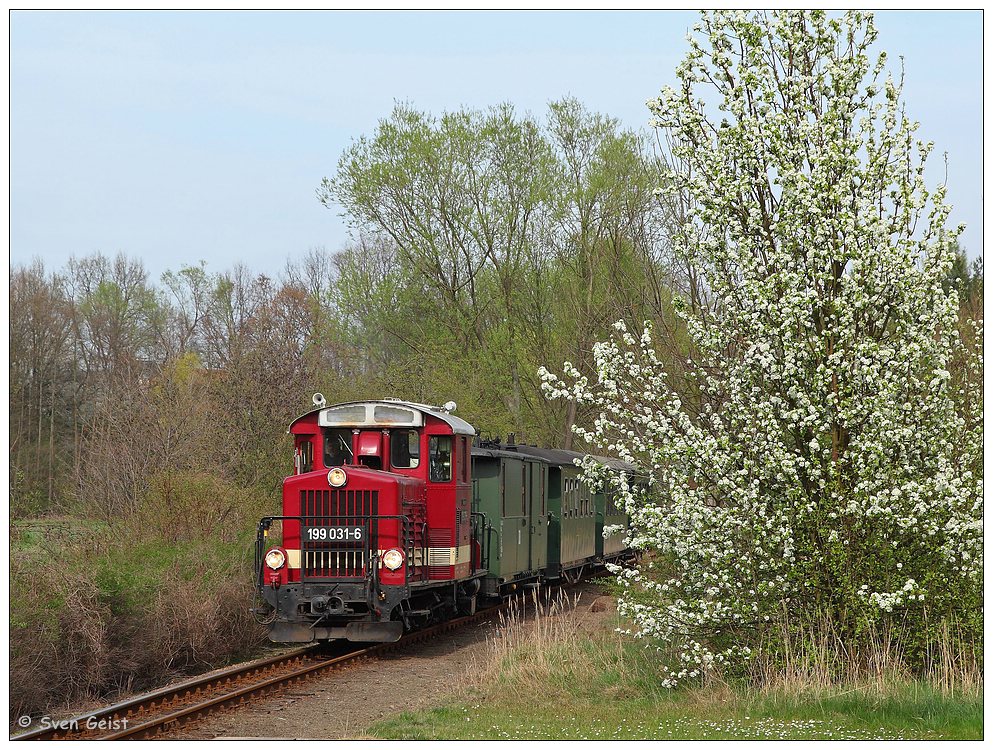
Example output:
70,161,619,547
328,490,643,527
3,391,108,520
540,10,982,685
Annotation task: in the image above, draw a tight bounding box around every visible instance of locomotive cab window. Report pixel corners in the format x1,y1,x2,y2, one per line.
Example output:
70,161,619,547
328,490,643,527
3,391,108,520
323,428,353,467
296,439,314,474
428,435,453,482
390,429,420,469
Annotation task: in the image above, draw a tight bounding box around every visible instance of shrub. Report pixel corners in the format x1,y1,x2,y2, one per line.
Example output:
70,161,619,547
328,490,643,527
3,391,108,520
9,500,267,719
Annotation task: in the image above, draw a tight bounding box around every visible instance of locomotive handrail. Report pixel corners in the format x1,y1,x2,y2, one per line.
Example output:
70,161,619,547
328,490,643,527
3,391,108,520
470,511,488,572
486,523,500,563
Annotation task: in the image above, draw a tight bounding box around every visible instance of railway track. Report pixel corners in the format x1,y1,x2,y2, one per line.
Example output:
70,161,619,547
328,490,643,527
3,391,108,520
12,605,508,741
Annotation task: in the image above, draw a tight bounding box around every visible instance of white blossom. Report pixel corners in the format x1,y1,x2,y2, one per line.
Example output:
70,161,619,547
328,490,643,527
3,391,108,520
541,10,982,685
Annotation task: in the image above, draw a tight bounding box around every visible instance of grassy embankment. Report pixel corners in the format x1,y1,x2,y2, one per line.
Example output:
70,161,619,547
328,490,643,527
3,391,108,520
369,591,983,741
9,481,273,722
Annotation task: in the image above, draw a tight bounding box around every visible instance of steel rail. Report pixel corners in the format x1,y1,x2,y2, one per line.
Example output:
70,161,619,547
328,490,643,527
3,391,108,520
12,604,508,741
10,645,325,741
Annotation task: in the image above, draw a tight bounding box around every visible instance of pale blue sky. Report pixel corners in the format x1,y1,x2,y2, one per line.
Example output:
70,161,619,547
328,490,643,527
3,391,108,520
10,10,983,280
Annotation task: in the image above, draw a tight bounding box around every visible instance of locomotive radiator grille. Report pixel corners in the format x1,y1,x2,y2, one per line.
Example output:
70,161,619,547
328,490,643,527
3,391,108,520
428,527,453,579
300,488,379,579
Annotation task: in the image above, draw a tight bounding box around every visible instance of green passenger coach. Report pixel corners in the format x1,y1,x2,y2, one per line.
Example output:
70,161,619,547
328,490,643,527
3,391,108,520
593,456,633,559
469,442,635,593
471,446,549,597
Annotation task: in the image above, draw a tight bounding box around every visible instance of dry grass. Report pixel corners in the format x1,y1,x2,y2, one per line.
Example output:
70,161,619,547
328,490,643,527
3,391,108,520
454,588,660,706
750,611,983,703
452,588,982,712
9,520,266,722
371,586,982,740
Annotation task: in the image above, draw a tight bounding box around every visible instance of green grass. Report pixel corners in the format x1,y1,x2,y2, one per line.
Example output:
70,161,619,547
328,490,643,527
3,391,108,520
11,517,108,556
371,685,982,741
11,520,252,619
367,597,982,741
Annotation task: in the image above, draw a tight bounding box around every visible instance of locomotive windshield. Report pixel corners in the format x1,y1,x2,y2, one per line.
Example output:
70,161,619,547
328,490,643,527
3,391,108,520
323,428,353,467
429,435,453,482
391,429,420,469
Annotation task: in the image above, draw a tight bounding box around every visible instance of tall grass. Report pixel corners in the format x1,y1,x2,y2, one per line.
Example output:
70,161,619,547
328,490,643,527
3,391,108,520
456,590,666,706
459,589,982,709
751,609,983,701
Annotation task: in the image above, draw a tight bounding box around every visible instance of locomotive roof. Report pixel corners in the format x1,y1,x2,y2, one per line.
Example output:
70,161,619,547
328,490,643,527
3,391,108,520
288,399,476,435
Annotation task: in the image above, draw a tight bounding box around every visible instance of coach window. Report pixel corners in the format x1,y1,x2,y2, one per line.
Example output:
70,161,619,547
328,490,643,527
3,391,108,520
500,463,507,516
429,435,453,482
521,464,527,515
391,429,420,469
540,467,546,516
324,428,353,467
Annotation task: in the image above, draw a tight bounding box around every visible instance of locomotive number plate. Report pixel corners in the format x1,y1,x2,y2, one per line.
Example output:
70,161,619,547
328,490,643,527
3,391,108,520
304,525,365,542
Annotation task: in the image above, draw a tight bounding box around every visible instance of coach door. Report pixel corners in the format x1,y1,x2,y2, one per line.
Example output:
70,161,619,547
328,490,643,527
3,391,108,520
500,459,523,573
528,461,547,572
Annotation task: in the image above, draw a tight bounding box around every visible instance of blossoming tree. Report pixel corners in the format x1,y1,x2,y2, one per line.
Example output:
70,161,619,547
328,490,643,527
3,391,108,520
540,10,982,683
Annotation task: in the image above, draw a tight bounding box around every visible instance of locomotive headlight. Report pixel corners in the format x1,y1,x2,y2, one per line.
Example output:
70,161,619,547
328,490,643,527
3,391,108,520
328,467,347,488
264,548,286,570
382,548,404,571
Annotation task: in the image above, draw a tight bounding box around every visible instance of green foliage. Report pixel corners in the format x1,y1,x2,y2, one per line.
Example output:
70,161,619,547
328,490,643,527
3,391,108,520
943,241,983,302
320,98,681,445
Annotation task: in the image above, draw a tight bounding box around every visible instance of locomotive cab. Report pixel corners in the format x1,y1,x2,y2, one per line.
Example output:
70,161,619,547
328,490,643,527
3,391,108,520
257,399,480,644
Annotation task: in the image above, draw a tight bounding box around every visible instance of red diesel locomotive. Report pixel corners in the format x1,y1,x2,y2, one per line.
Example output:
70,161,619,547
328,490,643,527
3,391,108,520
256,397,483,643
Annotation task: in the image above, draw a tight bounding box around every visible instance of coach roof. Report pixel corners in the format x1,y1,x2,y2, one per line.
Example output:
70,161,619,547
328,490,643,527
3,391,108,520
509,444,637,473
